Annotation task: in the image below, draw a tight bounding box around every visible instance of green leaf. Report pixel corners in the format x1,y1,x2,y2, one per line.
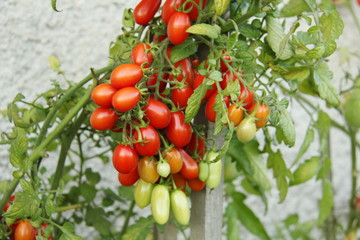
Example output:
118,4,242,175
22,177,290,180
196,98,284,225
185,82,208,123
227,139,253,175
317,157,332,179
186,24,221,39
9,127,28,169
8,103,31,128
213,94,227,135
280,0,311,17
225,204,240,240
123,8,135,28
45,197,55,217
85,168,101,186
313,62,340,106
320,10,344,41
215,0,230,16
48,56,62,73
59,222,84,240
306,44,326,58
323,40,337,58
292,127,315,166
208,70,223,82
232,192,270,240
122,216,155,240
266,16,293,60
51,0,61,12
80,182,97,202
290,157,320,186
118,186,135,201
170,39,198,63
85,206,111,236
318,179,334,226
239,23,262,39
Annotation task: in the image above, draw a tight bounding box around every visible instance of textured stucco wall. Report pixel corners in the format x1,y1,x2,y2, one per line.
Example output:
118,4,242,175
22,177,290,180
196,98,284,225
1,0,360,239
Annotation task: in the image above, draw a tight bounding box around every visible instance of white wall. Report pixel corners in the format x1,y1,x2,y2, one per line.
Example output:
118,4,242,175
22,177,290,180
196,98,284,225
1,0,360,239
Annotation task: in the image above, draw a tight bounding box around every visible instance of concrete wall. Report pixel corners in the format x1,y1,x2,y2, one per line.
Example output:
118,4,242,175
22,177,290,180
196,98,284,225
1,0,360,239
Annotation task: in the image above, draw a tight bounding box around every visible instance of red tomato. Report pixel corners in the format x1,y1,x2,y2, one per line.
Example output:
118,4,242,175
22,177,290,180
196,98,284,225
112,87,140,112
110,64,143,89
153,34,167,43
187,178,205,191
133,0,162,25
161,0,183,24
166,111,193,147
178,148,199,179
167,12,191,45
171,86,194,108
138,157,160,183
238,87,254,110
191,58,200,67
14,221,36,240
90,107,117,131
170,58,195,87
3,195,15,212
220,50,232,72
164,148,183,174
205,93,230,122
192,74,217,102
185,0,208,21
186,133,206,157
91,83,117,108
143,98,171,129
131,43,153,68
172,173,187,192
248,103,270,128
227,104,244,127
134,125,161,156
112,145,139,174
220,70,243,90
118,166,140,186
358,0,360,6
147,70,168,93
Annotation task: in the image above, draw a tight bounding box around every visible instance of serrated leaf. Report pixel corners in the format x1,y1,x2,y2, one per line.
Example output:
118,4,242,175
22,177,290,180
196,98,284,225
290,157,320,186
272,101,296,147
51,0,61,12
239,23,262,39
170,39,198,63
323,40,337,58
215,0,230,16
313,62,340,106
4,188,40,219
122,216,155,240
320,10,344,41
292,127,315,166
45,198,55,216
280,0,311,17
185,82,208,123
9,127,28,169
318,179,334,226
208,70,222,82
266,16,293,60
186,24,221,39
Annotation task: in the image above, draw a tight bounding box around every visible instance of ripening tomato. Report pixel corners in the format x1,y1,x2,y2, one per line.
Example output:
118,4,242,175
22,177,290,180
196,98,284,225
206,160,222,189
161,0,183,24
91,83,117,108
187,178,206,191
238,87,254,110
151,185,170,225
138,157,160,183
227,104,244,127
185,0,208,21
220,70,243,90
110,64,143,89
90,107,117,131
178,148,199,179
248,103,270,128
166,112,193,147
164,148,183,174
112,145,139,174
131,43,153,68
171,86,194,108
157,161,171,177
170,58,195,87
143,98,171,129
236,118,256,143
192,74,217,102
134,179,154,209
170,190,190,225
133,0,162,25
186,133,206,157
14,221,36,240
198,161,209,182
172,173,187,192
118,166,140,186
134,125,160,156
112,87,140,112
205,93,230,122
167,12,191,45
147,70,168,93
220,50,232,73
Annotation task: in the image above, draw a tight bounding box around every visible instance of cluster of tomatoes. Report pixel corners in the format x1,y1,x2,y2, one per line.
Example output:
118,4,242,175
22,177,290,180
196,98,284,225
3,196,52,240
89,0,270,226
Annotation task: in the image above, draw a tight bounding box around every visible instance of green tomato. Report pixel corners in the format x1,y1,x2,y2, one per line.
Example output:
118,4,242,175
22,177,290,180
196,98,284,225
344,95,360,128
157,161,170,178
198,161,209,182
151,185,170,225
236,118,256,143
134,179,153,209
170,190,190,225
206,160,222,189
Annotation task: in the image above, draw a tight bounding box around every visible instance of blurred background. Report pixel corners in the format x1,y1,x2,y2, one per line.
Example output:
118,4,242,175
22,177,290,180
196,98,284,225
1,0,360,239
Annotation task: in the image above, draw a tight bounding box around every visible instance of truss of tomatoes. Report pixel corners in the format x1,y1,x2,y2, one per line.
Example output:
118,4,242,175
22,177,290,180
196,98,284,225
89,0,270,226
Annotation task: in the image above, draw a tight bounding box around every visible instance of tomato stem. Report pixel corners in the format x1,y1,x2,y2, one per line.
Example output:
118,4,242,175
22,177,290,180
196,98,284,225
119,200,136,237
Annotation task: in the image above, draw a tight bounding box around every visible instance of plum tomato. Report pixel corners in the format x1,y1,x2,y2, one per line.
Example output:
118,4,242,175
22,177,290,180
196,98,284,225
134,0,162,25
220,70,243,90
164,148,183,174
206,160,222,189
192,74,217,102
110,64,143,89
205,93,230,122
118,165,140,186
91,83,117,108
112,145,139,174
14,221,36,240
167,12,190,45
227,104,244,127
134,179,154,209
151,185,170,225
170,58,195,87
170,190,190,225
236,118,256,143
134,125,160,156
131,43,153,68
166,112,193,147
157,161,171,178
238,87,254,110
185,0,208,21
90,107,117,131
143,98,171,129
171,86,194,108
112,87,140,112
186,133,206,157
187,178,206,191
178,148,199,179
138,157,160,184
172,173,187,192
147,70,168,93
161,0,183,24
248,103,270,128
